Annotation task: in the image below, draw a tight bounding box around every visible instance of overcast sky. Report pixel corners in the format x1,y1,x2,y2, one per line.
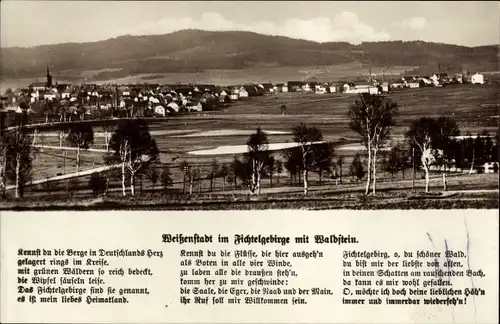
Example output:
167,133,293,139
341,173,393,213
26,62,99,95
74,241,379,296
1,1,499,48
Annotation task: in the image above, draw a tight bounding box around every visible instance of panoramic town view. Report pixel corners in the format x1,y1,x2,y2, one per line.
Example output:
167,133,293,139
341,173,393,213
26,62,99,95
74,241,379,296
0,1,498,210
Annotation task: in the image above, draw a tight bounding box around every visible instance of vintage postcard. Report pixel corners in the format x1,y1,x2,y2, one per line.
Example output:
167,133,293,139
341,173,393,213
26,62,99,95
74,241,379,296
0,1,498,323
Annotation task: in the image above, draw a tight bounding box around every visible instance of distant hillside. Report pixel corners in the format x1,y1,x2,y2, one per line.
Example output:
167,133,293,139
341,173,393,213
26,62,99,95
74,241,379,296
1,29,498,80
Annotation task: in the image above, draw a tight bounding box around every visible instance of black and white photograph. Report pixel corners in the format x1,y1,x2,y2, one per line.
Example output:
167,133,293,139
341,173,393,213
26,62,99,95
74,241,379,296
0,1,498,210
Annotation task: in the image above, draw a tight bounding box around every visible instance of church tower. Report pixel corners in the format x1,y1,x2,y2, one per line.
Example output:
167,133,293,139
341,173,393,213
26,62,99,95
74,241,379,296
46,66,53,88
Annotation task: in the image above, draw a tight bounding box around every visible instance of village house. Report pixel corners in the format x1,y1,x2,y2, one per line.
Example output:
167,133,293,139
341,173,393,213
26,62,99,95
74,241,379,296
238,87,249,98
154,105,166,117
167,101,180,113
302,83,312,92
188,101,203,112
471,72,485,85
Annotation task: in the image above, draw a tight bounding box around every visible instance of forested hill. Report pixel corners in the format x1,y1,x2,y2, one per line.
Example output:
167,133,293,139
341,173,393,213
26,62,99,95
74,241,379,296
1,29,498,79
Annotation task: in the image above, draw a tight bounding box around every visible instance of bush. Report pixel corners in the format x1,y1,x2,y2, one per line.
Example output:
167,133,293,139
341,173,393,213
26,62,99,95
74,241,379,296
89,173,106,197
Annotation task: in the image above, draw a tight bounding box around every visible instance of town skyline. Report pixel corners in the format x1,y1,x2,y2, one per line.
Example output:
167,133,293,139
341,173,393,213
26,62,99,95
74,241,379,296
1,1,499,48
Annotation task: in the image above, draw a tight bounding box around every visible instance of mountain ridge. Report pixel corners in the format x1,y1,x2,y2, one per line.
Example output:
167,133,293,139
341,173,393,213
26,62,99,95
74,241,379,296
1,29,498,80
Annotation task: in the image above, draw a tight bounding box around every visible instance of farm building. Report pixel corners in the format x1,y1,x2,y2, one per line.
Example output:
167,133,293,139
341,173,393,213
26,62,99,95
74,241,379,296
229,93,239,101
471,73,485,84
281,84,288,93
407,82,420,88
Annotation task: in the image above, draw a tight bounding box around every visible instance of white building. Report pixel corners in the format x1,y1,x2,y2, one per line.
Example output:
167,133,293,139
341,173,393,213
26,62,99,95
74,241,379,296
282,84,288,93
167,102,179,112
238,87,249,98
154,106,165,116
471,73,484,85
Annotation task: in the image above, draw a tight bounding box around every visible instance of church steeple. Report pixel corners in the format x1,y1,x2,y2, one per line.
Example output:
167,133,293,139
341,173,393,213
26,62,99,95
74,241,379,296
46,66,53,88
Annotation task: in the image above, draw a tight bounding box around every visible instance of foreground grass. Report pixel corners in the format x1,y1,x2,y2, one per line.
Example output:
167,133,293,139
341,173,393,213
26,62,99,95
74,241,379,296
2,190,497,211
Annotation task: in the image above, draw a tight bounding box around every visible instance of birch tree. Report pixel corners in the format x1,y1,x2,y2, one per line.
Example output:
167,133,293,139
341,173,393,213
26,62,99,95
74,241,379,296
67,122,94,172
109,119,159,196
406,117,439,193
348,94,398,195
245,127,270,194
291,123,333,195
433,117,460,191
4,105,33,198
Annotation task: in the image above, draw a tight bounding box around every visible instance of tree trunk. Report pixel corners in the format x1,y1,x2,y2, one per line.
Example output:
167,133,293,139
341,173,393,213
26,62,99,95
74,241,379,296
442,170,447,191
303,169,308,195
372,147,378,195
469,149,475,174
15,154,21,198
277,173,280,184
76,146,80,172
422,155,430,193
318,169,322,184
222,177,225,192
0,157,6,199
121,162,127,196
189,176,193,195
130,172,135,196
105,176,110,195
365,144,372,195
183,173,186,194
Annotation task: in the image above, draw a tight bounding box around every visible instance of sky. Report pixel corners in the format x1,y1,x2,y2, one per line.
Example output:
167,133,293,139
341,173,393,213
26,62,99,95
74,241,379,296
1,1,499,48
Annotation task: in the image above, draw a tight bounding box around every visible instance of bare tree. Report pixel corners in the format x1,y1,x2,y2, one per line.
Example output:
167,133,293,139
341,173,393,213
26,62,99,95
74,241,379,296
291,123,333,195
161,166,173,191
209,158,219,192
109,119,159,196
337,156,344,184
275,159,283,184
4,105,33,198
217,164,229,192
406,117,439,193
245,127,269,194
433,117,460,191
348,94,398,195
67,122,94,172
